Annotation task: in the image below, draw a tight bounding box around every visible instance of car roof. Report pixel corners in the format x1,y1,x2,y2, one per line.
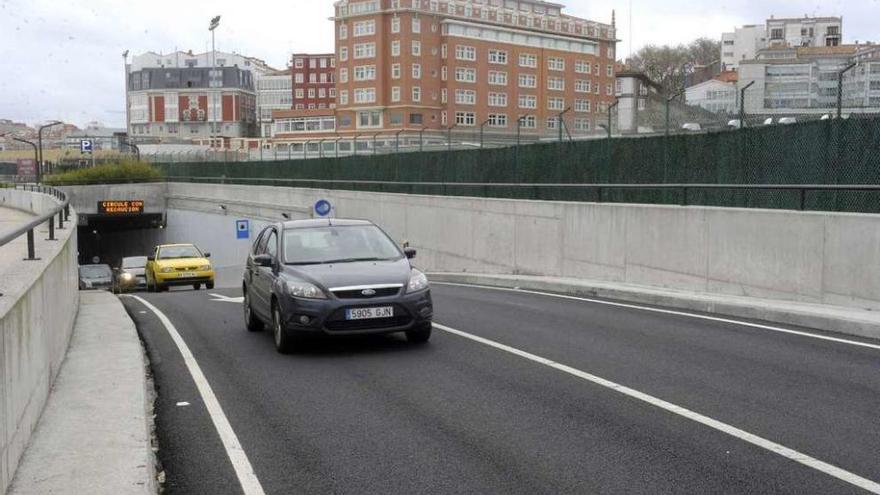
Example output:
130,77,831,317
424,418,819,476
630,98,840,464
281,218,374,230
156,243,196,248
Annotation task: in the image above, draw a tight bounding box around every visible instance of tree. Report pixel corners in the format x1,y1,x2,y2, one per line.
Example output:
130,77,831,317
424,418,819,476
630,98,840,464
627,38,722,97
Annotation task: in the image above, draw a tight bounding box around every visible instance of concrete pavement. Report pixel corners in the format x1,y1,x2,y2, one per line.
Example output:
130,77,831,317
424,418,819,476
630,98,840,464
9,291,156,494
123,285,879,494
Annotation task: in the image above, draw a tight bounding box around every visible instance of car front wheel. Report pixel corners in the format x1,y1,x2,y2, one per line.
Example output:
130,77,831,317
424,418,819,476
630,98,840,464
405,323,432,344
273,304,295,354
244,290,263,332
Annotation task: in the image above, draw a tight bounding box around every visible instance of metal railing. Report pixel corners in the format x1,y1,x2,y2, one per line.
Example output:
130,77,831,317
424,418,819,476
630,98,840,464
0,184,71,263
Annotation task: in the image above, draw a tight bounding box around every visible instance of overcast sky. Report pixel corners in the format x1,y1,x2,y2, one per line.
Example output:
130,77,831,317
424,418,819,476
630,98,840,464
0,0,876,128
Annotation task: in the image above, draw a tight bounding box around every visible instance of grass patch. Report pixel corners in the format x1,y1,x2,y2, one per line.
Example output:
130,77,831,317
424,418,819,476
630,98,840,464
44,160,163,186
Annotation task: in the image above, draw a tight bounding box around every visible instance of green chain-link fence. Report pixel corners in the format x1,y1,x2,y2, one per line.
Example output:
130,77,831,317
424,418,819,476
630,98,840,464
155,116,880,213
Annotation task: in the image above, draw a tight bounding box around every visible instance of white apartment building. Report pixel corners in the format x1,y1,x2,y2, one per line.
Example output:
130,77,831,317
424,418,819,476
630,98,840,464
685,76,738,114
721,25,766,70
721,16,842,71
257,70,293,137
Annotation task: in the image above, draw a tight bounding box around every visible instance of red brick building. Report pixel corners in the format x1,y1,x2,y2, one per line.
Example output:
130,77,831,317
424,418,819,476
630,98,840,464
291,54,338,110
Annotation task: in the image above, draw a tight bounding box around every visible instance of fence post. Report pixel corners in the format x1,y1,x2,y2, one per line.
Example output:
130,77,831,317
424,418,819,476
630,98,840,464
58,208,64,229
24,229,38,260
47,216,55,241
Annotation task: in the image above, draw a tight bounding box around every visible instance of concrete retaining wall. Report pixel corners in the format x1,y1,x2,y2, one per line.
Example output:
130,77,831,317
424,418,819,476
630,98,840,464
0,189,78,493
60,183,167,216
163,183,880,311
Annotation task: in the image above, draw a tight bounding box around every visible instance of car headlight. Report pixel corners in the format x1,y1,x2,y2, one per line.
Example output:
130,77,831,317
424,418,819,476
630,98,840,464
286,281,327,299
160,266,175,273
198,265,212,271
408,269,429,293
121,272,134,281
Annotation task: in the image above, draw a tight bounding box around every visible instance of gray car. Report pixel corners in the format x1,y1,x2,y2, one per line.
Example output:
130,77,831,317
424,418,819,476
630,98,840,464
79,264,113,291
114,256,148,293
242,219,433,353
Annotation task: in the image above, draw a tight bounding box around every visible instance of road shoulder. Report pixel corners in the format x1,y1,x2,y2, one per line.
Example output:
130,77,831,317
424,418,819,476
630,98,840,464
9,291,157,495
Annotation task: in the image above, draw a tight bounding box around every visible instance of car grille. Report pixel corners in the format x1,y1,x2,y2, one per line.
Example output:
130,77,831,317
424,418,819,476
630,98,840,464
331,287,401,299
324,304,413,332
175,266,200,272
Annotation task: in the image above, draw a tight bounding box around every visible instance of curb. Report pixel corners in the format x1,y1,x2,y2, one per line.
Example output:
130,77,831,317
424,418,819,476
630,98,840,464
428,273,880,342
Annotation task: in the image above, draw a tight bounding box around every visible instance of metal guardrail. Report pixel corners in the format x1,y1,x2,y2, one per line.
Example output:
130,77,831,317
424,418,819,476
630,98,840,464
0,183,71,263
47,177,880,212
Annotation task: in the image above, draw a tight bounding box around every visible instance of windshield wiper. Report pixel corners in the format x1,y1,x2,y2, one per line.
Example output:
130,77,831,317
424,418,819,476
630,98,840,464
320,257,392,264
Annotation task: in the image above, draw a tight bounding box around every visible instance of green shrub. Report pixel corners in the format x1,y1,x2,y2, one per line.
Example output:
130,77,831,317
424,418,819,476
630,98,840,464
44,160,163,186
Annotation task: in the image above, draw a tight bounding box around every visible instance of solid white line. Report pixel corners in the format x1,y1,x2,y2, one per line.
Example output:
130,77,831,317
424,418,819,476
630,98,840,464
433,282,880,352
127,295,266,495
433,322,880,493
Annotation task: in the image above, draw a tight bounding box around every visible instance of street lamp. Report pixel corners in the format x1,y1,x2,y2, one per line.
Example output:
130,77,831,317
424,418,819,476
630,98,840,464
479,118,491,149
123,50,130,139
739,81,755,129
556,107,572,142
38,121,62,184
209,15,221,149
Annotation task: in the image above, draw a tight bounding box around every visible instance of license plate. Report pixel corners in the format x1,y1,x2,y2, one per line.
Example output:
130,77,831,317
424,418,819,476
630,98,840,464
177,272,197,278
345,307,394,320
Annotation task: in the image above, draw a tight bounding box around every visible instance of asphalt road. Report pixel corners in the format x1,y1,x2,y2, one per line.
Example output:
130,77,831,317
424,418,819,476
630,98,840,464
121,283,880,495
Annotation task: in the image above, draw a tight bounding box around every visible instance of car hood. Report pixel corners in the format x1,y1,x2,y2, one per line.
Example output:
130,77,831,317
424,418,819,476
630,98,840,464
154,258,211,269
81,277,112,284
283,258,412,289
122,267,146,276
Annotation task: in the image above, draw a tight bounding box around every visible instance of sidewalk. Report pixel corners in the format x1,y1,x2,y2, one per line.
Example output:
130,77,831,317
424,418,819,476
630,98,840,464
428,272,880,341
9,291,156,494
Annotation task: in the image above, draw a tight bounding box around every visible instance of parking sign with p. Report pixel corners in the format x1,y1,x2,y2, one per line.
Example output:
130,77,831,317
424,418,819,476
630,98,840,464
80,139,93,154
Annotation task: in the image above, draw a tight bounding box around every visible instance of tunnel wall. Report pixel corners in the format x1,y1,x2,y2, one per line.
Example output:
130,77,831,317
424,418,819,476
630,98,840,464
0,189,78,493
161,182,880,311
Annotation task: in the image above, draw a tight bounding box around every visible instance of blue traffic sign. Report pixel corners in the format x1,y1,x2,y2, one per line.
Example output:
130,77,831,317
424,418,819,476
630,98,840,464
236,219,250,239
80,139,93,153
314,199,332,217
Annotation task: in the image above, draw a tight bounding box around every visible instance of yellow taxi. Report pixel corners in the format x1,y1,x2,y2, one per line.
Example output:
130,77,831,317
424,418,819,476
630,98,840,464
145,243,215,292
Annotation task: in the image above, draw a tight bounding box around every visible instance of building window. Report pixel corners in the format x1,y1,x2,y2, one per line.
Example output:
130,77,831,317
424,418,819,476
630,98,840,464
340,68,349,83
548,57,565,71
606,84,613,96
574,99,591,113
354,65,377,81
295,73,304,84
320,73,328,83
518,74,537,88
340,47,348,61
340,90,349,105
441,44,447,59
606,65,613,77
329,88,336,97
309,73,317,83
412,64,421,79
392,63,401,79
519,53,537,68
392,40,401,57
488,113,508,127
441,66,448,81
548,97,565,111
412,40,421,56
489,50,508,64
392,86,401,102
770,28,783,40
358,110,382,128
319,88,326,98
390,113,403,126
320,58,328,68
392,16,400,33
548,77,565,91
294,58,304,68
455,45,477,61
455,112,476,126
441,88,447,103
339,24,348,40
412,17,421,33
546,117,559,129
354,43,376,59
354,88,376,103
574,118,591,131
575,80,591,93
488,92,508,107
295,89,305,98
354,20,376,37
455,89,476,105
488,71,508,86
455,67,477,83
308,88,316,98
441,111,447,125
412,86,422,102
521,115,537,128
410,113,423,125
575,60,590,74
518,94,537,109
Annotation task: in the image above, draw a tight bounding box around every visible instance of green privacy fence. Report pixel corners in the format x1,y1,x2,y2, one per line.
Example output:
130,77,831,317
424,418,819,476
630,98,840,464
156,116,880,213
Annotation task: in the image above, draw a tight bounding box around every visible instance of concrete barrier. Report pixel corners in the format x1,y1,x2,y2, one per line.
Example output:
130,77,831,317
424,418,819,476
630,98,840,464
0,188,78,493
162,183,880,312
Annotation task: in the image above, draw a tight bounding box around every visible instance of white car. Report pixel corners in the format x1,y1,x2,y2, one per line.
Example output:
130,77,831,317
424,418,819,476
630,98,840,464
763,118,775,126
727,119,742,129
681,123,702,132
778,117,798,125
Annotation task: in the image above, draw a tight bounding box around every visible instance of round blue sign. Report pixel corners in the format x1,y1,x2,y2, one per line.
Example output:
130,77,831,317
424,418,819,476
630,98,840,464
314,199,332,217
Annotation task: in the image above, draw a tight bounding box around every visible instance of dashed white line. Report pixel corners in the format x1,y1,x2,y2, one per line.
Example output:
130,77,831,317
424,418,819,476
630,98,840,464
127,295,266,495
433,281,880,352
433,322,880,494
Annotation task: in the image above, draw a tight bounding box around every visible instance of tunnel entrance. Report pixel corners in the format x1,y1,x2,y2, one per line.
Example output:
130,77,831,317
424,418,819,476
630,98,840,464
77,213,165,267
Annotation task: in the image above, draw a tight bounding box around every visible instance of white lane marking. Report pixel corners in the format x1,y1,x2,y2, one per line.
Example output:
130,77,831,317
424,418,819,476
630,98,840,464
176,401,191,407
209,293,244,303
127,295,265,495
433,322,880,494
433,282,880,352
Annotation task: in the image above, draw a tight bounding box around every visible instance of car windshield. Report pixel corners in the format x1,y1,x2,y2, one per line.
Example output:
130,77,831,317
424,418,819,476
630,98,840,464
79,265,112,279
157,246,202,260
122,256,148,268
284,225,403,265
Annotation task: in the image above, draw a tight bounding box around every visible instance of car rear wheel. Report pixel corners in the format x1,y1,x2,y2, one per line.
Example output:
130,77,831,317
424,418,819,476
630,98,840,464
273,304,295,354
244,290,263,332
206,282,215,290
406,323,432,344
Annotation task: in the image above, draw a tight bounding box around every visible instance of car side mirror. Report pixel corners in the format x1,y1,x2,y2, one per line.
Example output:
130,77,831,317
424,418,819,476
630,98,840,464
254,254,273,267
147,256,155,261
204,252,211,258
404,247,417,259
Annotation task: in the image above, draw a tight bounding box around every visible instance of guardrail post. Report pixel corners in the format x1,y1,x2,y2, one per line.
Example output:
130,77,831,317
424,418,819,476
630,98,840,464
64,204,70,221
57,208,65,229
24,229,39,260
47,216,56,241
